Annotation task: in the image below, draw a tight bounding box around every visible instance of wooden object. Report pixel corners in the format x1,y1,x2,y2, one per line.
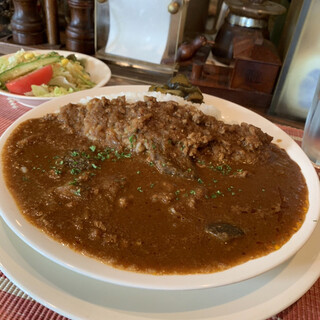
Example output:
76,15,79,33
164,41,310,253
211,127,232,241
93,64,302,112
230,36,281,94
0,0,12,38
177,35,209,62
187,36,282,112
11,0,45,45
43,0,60,45
212,22,269,65
65,0,94,54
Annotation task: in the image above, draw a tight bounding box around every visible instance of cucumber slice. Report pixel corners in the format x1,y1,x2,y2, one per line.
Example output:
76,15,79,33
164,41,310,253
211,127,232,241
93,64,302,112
0,54,61,85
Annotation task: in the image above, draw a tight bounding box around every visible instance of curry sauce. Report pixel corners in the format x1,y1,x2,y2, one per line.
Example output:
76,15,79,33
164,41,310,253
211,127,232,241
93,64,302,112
2,96,308,274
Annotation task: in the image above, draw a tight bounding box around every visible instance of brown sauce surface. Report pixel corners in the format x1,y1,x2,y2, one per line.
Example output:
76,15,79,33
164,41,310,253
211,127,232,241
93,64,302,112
2,97,308,274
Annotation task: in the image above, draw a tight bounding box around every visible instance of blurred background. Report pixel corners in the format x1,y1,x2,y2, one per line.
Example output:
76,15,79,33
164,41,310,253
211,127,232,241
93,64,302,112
0,0,319,122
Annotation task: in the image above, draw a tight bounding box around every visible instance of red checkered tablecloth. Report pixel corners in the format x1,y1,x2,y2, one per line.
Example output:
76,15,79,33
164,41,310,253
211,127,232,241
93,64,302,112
0,95,319,320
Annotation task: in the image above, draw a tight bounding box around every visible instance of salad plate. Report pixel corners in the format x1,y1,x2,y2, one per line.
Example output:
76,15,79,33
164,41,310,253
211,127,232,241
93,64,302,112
0,50,111,107
0,85,319,291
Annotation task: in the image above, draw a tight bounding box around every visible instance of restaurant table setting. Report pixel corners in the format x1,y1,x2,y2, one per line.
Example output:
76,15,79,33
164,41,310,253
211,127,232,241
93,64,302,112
0,91,319,320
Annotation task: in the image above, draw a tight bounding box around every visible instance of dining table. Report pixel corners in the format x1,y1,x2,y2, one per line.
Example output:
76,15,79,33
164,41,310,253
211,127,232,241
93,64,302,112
0,75,319,320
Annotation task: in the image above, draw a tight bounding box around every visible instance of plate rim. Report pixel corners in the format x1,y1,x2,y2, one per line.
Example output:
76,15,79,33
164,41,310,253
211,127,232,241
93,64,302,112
0,85,319,290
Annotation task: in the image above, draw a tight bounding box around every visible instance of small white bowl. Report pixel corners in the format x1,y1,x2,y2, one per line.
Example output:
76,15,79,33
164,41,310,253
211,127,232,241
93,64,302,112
0,50,111,108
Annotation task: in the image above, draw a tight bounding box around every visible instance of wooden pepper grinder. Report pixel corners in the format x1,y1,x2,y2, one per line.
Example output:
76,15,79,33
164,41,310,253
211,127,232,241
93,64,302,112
11,0,45,45
65,0,94,54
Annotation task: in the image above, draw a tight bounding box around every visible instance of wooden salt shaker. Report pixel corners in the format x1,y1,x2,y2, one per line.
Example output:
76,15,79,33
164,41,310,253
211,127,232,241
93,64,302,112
11,0,45,45
65,0,94,54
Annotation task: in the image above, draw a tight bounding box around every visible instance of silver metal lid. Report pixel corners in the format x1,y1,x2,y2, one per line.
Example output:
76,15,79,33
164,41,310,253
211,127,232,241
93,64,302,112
227,13,268,28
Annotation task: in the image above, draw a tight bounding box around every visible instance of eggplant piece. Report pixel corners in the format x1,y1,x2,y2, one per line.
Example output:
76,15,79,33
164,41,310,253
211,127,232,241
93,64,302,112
185,90,203,104
148,85,169,93
206,222,245,242
148,74,204,104
167,73,191,88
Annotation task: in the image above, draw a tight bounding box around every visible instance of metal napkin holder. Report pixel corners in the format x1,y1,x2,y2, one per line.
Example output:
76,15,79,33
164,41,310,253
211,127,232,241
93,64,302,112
94,0,189,81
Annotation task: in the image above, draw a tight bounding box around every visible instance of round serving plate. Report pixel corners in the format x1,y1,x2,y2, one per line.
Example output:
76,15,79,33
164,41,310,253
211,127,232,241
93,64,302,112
0,85,319,291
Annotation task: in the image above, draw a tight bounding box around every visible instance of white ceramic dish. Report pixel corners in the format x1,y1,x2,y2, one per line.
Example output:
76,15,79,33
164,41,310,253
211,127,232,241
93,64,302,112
0,50,111,107
0,216,319,320
0,85,319,291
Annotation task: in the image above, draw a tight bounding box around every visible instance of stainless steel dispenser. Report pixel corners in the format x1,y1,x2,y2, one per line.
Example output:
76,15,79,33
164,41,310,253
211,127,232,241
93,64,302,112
94,0,190,80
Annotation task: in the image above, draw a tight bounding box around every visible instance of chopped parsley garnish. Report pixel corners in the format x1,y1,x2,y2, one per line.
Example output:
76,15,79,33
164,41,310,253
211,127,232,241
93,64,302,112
129,135,136,148
70,168,81,175
96,152,106,161
121,151,132,158
69,178,78,186
55,159,64,165
50,144,134,180
81,152,90,159
215,164,232,175
178,141,185,150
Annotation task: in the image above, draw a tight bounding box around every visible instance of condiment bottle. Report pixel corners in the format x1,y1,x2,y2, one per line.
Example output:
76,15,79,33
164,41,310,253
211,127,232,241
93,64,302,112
212,0,286,64
11,0,45,45
65,0,94,54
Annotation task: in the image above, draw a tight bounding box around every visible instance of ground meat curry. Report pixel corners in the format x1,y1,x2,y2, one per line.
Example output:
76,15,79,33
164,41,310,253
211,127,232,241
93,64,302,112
2,95,308,274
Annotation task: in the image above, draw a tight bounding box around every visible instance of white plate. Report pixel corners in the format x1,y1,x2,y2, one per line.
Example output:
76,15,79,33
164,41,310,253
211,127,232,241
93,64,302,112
0,50,111,107
0,212,319,320
0,85,319,291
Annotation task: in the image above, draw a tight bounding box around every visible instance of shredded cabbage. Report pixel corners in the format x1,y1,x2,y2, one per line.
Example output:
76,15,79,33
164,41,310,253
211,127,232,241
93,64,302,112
29,85,74,97
0,49,27,73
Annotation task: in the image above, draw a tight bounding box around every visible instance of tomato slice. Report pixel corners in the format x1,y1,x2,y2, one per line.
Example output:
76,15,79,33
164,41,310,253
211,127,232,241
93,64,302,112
6,64,53,95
